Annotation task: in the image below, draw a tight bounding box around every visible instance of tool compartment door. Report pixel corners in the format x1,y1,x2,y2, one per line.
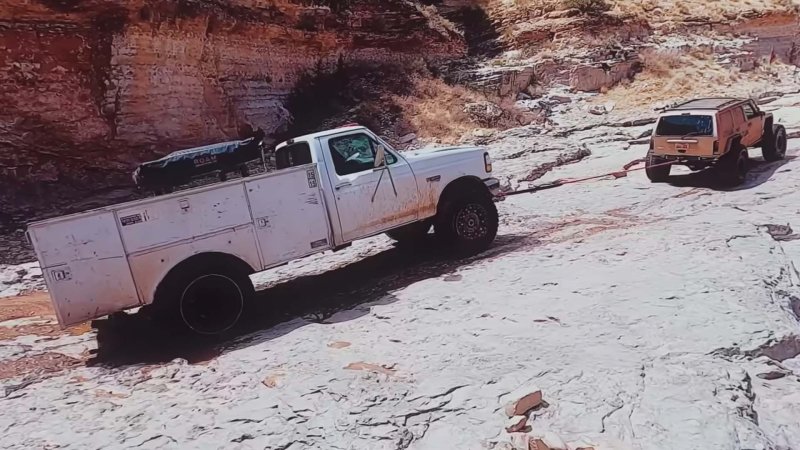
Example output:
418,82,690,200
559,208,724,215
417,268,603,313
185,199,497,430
29,212,140,327
245,165,333,265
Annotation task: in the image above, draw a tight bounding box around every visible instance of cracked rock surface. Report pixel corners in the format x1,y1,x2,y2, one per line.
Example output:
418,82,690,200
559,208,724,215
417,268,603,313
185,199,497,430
3,96,800,449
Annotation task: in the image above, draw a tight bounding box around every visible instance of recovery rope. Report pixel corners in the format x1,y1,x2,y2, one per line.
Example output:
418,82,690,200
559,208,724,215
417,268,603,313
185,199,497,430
499,159,686,198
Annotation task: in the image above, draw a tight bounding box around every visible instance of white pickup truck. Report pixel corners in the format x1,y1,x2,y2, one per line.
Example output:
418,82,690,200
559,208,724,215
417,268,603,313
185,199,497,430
27,126,500,334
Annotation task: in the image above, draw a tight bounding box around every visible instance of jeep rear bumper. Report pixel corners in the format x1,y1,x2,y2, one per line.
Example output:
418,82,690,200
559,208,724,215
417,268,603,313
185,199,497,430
657,154,717,163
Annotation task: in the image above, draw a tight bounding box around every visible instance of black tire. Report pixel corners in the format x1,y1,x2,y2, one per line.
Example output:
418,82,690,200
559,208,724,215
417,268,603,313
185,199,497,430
386,220,432,245
645,151,671,182
155,262,253,335
762,124,787,162
719,145,748,186
434,190,499,255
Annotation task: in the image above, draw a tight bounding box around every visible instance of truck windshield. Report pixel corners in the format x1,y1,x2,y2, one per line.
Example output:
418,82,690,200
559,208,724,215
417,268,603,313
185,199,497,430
656,115,713,136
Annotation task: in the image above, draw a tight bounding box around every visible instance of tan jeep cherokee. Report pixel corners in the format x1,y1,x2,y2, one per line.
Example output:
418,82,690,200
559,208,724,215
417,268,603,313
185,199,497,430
646,98,787,185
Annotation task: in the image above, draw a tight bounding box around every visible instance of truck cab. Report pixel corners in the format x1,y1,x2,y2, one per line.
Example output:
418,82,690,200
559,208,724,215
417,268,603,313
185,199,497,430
274,125,499,246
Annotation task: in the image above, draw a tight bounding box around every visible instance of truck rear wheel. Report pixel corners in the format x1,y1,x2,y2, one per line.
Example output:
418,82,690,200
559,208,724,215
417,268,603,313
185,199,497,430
386,220,432,245
645,151,671,182
762,124,787,162
435,191,498,255
719,146,748,186
155,261,254,335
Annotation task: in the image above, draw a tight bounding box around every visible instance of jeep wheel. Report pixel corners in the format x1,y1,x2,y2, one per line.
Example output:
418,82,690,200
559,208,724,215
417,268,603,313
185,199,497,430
645,151,671,182
386,220,432,246
435,192,499,255
762,124,787,162
720,146,749,186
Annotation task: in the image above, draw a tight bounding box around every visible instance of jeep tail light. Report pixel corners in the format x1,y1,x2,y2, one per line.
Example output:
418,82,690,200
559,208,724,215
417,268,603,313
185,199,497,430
713,140,719,155
484,152,493,173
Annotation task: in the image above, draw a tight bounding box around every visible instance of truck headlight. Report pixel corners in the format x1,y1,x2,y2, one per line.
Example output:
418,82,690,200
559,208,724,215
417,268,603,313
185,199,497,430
484,152,493,173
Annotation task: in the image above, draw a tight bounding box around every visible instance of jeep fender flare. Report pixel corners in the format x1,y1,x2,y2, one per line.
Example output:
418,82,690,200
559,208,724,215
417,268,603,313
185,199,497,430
764,115,774,131
723,134,743,155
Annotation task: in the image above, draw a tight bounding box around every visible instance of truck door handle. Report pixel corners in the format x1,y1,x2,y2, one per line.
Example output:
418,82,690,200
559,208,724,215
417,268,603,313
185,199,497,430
335,182,352,190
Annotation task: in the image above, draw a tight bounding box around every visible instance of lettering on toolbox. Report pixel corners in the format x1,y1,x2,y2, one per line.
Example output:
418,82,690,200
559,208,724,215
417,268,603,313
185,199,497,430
310,238,328,249
120,213,143,226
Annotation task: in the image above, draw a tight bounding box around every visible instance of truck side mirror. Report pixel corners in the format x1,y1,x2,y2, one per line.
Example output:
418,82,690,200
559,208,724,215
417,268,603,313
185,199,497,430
374,144,386,168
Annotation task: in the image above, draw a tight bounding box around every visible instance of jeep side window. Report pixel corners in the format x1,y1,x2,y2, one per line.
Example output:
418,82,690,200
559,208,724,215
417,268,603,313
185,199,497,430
742,103,758,120
733,107,747,124
328,133,397,176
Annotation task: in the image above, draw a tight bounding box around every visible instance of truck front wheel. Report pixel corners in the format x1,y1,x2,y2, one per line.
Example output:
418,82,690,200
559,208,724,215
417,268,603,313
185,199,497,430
154,261,254,335
435,191,498,255
762,124,787,162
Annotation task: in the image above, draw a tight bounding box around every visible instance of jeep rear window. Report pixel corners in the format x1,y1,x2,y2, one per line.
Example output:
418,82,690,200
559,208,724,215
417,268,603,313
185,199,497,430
655,115,714,136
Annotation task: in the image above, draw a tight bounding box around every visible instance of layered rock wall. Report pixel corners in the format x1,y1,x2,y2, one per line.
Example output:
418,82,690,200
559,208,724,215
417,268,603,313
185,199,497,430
0,0,465,194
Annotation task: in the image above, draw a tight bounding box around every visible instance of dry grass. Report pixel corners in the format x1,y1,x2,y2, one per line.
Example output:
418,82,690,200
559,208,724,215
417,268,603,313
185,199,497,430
486,0,797,23
596,49,789,109
610,0,798,22
393,77,530,143
394,78,482,142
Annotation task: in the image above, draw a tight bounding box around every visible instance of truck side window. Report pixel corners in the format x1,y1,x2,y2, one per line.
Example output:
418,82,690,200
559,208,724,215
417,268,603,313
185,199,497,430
742,103,758,120
328,133,397,176
275,142,312,170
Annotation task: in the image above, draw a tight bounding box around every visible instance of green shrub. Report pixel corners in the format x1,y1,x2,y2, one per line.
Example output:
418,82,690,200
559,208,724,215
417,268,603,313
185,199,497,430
561,0,610,14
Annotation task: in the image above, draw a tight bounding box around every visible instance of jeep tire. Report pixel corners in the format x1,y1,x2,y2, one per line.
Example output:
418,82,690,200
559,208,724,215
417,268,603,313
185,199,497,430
645,151,671,182
719,145,748,186
762,124,787,162
435,191,499,256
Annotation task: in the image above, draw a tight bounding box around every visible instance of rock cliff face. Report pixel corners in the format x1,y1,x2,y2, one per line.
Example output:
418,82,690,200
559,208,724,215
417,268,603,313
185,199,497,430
0,0,465,199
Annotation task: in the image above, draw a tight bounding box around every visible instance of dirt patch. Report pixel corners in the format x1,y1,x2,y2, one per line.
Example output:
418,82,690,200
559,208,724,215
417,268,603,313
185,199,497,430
0,292,92,340
530,208,661,245
0,292,54,322
344,361,397,376
0,352,83,381
0,322,91,341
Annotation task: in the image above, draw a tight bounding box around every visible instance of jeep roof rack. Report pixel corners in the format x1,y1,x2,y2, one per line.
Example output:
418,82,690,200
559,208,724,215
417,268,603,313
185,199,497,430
667,98,743,111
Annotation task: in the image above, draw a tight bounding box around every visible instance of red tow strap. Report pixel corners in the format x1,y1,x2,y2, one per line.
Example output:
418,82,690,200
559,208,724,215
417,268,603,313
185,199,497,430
500,159,685,197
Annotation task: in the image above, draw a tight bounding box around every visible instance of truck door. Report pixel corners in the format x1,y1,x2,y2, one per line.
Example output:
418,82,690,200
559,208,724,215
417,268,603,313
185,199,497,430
740,102,763,147
321,132,419,242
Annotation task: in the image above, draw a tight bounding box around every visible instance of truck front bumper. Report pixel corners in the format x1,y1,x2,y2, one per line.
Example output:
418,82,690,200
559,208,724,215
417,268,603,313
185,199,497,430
484,177,501,197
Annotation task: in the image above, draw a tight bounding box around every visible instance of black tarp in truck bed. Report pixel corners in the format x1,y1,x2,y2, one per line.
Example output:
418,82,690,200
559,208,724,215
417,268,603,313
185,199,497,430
132,131,265,189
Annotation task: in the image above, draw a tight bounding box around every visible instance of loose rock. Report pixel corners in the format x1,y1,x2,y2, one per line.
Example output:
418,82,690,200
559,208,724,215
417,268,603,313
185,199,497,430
505,415,529,433
757,371,787,380
505,391,543,417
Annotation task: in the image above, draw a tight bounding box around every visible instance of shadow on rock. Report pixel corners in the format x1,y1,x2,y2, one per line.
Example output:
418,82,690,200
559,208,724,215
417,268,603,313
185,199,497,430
88,233,535,367
665,156,794,191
